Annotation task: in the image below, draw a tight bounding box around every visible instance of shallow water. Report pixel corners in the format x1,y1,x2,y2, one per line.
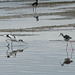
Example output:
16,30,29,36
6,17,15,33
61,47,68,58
0,0,75,75
0,30,75,75
0,0,75,29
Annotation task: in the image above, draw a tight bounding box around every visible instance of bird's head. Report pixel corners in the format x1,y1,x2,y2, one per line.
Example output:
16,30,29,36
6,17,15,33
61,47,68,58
7,55,10,58
59,33,63,37
18,39,25,43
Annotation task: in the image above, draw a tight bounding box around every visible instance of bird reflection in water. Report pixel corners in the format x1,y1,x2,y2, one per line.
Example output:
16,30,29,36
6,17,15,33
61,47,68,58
6,46,27,58
60,58,73,66
60,49,74,66
34,15,39,21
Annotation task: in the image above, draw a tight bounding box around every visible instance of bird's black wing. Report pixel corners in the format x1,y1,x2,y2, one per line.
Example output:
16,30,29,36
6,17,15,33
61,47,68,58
64,35,72,39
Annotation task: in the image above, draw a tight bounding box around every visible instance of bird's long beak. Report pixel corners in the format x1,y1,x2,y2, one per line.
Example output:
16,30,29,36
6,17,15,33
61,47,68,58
22,41,25,43
22,41,27,44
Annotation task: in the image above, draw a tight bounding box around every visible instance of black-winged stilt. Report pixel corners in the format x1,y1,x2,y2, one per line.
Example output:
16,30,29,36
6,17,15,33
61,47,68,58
59,33,74,57
32,0,38,13
4,34,25,47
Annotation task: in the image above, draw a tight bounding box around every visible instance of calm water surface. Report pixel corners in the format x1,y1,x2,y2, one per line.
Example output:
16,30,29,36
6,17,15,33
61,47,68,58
0,0,75,29
0,0,75,75
0,30,75,75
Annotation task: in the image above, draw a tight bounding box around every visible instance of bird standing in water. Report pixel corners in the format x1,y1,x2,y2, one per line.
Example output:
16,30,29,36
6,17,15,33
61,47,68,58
4,34,25,47
59,33,74,57
32,0,38,13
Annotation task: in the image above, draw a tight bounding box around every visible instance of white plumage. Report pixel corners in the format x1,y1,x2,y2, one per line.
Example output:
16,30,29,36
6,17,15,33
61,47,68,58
4,34,16,40
4,34,25,46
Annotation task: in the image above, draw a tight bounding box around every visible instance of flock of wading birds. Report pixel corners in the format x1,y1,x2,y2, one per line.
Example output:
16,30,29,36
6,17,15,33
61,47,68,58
3,0,74,65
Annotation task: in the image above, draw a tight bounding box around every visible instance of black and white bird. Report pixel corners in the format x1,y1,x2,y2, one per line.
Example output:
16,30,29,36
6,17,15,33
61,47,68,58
59,33,74,52
32,0,39,13
4,34,25,47
59,33,72,41
32,0,38,7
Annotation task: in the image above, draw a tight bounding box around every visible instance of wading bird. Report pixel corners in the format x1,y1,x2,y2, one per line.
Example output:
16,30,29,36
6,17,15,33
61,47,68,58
32,0,38,13
4,34,25,47
59,33,74,57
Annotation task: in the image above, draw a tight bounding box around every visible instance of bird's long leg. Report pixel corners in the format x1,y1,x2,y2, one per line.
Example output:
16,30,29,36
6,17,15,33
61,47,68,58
70,50,73,59
35,7,36,13
11,41,13,50
69,40,74,51
66,41,68,58
33,6,36,14
69,40,74,58
6,46,10,58
33,7,34,14
6,40,10,47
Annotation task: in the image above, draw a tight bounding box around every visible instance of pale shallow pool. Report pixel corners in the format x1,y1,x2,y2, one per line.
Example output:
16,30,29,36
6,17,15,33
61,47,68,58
0,29,75,75
0,0,75,75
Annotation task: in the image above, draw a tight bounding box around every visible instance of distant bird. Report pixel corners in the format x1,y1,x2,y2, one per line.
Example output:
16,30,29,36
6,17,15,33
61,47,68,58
59,33,72,41
32,0,38,7
4,34,25,47
32,0,39,13
59,33,74,56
